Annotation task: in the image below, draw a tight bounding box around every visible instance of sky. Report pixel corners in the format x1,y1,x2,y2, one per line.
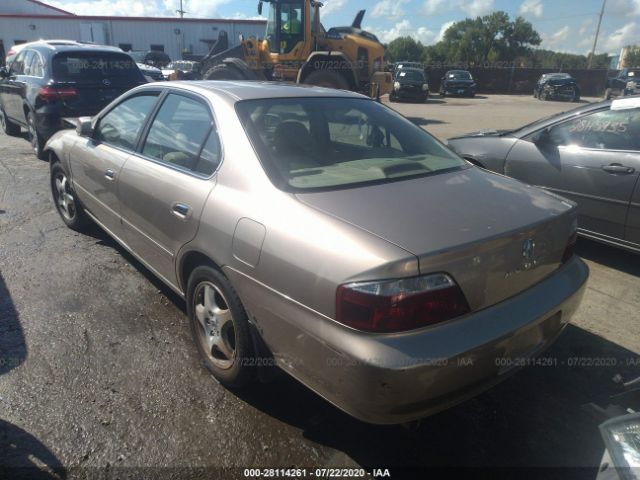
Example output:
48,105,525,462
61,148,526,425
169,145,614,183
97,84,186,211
46,0,640,55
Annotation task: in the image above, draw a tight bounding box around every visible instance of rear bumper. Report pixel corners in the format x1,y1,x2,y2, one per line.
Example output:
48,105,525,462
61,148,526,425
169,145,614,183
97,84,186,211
444,85,476,96
395,88,428,100
228,256,588,424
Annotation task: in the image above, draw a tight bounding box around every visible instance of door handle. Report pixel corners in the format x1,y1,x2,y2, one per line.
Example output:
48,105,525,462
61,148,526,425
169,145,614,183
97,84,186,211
601,164,635,174
104,169,116,180
171,202,191,219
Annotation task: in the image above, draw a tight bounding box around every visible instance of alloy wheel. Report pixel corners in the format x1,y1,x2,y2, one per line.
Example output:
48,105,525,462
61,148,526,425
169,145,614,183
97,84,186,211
193,282,236,370
53,172,76,221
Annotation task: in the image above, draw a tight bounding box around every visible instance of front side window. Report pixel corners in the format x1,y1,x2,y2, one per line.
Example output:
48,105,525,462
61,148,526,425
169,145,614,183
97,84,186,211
236,97,465,191
142,93,219,176
27,52,44,77
96,94,159,150
10,50,27,75
546,108,640,151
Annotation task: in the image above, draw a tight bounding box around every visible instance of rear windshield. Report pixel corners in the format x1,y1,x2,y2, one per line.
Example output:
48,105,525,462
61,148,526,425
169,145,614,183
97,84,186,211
236,97,465,192
52,52,144,84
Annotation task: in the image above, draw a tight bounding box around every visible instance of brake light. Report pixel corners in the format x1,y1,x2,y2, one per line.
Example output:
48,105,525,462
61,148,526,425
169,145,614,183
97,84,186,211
336,273,470,333
37,87,77,103
561,232,578,264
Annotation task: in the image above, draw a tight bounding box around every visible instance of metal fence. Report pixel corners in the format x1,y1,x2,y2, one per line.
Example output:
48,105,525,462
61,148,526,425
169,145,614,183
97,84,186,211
424,66,615,97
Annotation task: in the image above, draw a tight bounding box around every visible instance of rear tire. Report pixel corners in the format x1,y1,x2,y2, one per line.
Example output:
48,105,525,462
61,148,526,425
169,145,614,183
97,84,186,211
303,70,349,90
0,108,21,136
389,92,397,102
203,64,246,80
50,162,90,231
27,111,46,160
187,266,256,388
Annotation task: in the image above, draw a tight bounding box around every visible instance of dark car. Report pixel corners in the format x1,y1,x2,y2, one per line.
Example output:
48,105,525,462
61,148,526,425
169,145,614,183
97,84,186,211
534,73,581,102
390,68,429,102
605,68,640,99
439,70,476,97
128,50,172,69
446,97,640,253
0,40,147,159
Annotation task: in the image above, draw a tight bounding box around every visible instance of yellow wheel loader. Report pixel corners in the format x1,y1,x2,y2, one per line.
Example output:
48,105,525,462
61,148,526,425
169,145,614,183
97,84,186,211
196,0,392,98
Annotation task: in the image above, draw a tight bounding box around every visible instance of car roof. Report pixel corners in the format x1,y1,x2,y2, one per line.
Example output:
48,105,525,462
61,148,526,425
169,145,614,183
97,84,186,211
135,81,369,104
23,41,123,55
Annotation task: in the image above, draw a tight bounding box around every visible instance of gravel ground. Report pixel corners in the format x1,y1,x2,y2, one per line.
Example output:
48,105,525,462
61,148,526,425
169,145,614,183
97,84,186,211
0,94,639,479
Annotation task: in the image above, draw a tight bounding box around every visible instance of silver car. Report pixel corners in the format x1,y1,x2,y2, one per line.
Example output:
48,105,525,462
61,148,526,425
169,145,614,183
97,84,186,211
45,81,588,424
447,97,640,253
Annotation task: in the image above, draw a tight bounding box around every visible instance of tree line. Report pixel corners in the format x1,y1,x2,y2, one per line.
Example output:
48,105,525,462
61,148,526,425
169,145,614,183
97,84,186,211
386,11,612,70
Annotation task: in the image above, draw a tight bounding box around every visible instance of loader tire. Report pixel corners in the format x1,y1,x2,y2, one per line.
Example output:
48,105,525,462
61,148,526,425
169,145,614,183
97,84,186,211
203,64,246,81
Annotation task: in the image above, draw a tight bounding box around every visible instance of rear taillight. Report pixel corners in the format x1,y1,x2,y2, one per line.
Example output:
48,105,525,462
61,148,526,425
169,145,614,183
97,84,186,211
37,87,77,103
561,232,578,264
336,273,470,333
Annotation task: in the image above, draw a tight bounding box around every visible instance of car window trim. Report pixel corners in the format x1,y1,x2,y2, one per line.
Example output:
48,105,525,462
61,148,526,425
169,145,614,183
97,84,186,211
21,49,45,79
134,88,222,180
524,106,612,143
90,90,163,155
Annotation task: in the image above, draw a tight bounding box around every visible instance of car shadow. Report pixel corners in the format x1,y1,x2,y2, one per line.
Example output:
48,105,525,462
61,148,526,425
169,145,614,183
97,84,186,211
576,237,640,277
236,324,639,473
0,420,66,479
0,274,66,478
0,273,26,376
406,117,447,126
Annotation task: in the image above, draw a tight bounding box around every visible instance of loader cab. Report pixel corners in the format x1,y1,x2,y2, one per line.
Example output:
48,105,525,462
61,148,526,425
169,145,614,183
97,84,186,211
262,0,314,55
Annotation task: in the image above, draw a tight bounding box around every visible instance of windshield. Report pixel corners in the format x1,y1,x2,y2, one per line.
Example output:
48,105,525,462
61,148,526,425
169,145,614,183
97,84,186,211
127,51,146,63
547,73,572,80
52,52,144,84
397,70,424,82
236,97,465,191
167,61,194,71
448,71,472,80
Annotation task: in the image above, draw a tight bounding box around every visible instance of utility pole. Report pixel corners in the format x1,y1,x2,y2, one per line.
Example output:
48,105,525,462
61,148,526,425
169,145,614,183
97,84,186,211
588,0,607,69
176,0,187,18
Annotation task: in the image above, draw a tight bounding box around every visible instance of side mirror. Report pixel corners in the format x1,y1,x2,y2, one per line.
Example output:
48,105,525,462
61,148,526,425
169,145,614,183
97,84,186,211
76,117,93,137
0,67,9,79
258,1,263,15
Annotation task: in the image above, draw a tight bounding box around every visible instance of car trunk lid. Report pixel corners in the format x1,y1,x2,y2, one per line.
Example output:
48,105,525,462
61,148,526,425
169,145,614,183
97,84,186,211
296,167,577,311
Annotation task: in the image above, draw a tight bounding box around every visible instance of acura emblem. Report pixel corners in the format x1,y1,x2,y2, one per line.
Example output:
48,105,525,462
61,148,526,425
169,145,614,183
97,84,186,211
102,78,111,86
522,239,536,269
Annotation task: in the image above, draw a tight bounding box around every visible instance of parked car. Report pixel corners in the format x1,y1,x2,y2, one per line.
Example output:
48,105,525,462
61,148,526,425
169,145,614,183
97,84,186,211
447,96,640,253
128,50,171,69
439,70,476,97
390,67,429,102
0,40,146,159
135,62,165,82
534,73,581,102
605,68,640,99
162,61,198,81
45,81,587,424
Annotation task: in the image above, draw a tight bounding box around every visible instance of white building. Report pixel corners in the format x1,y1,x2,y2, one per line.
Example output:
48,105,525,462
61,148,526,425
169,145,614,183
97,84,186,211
0,0,266,63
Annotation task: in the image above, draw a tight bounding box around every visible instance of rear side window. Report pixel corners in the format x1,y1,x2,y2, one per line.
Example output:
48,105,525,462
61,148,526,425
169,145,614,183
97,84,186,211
10,50,27,75
96,94,159,150
141,94,219,176
52,52,144,84
548,108,640,151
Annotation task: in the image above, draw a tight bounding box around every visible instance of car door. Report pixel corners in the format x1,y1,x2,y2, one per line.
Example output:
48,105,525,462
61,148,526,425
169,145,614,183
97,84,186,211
70,92,160,238
505,106,640,241
1,49,30,123
117,92,220,287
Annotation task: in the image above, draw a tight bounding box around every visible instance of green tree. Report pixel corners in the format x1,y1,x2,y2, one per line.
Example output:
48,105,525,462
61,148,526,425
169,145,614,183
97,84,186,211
386,36,424,62
624,46,640,67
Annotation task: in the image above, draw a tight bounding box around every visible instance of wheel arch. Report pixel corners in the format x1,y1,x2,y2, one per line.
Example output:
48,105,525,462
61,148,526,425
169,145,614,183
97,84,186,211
178,249,225,293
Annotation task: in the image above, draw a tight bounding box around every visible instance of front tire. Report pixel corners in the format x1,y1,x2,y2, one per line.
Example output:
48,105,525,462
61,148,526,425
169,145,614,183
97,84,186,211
50,162,90,231
0,108,21,136
604,88,612,100
187,266,256,388
27,111,46,160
